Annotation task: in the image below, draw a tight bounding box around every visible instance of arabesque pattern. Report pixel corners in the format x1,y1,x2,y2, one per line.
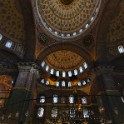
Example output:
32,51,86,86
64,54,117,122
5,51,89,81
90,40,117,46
36,0,101,38
0,0,25,42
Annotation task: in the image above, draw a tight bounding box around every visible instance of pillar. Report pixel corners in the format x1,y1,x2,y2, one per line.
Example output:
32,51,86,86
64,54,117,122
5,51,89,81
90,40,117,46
96,67,124,124
3,63,39,124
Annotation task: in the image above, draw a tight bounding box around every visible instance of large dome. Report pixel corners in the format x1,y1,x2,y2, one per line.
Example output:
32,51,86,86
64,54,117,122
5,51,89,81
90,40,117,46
36,0,101,39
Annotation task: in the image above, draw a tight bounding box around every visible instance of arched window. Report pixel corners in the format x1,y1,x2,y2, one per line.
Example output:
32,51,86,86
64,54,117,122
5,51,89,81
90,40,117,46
69,96,74,103
68,71,72,77
73,32,77,36
41,61,45,67
53,95,58,103
85,24,89,29
41,79,45,84
121,97,124,103
62,81,65,87
78,82,82,86
118,45,124,54
62,71,66,77
51,107,58,118
86,78,91,83
79,29,83,33
82,80,86,85
83,107,89,118
56,81,59,87
81,97,87,104
46,80,49,85
37,107,44,118
61,33,64,37
0,34,3,41
11,80,14,84
79,66,83,73
83,62,88,69
45,65,49,72
69,108,76,118
68,82,72,87
56,71,59,77
54,31,58,35
91,16,94,22
74,69,78,75
5,40,12,48
49,27,52,31
40,96,45,103
67,33,70,37
50,69,54,75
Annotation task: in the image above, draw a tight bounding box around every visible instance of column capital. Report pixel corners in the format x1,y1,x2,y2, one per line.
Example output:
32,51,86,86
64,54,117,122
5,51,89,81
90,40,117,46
15,62,39,90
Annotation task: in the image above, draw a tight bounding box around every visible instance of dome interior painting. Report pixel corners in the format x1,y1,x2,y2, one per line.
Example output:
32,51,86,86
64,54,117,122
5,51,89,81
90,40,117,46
35,0,101,39
45,50,84,71
0,0,25,42
0,0,124,124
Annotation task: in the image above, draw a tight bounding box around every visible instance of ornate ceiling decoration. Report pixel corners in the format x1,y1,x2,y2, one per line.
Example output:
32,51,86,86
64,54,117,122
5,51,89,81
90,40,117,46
39,33,49,45
36,0,101,39
106,1,124,56
107,1,124,44
0,0,25,42
45,50,84,71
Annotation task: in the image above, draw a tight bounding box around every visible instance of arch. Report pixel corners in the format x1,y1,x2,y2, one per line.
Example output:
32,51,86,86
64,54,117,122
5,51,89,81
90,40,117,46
37,42,93,66
96,0,121,63
19,0,36,60
0,49,19,64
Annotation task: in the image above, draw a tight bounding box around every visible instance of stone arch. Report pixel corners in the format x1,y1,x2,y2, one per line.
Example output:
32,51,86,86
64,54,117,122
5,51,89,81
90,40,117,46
37,42,93,67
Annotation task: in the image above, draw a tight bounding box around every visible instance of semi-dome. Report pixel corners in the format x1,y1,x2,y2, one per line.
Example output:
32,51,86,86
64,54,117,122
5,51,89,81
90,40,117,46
36,0,101,39
45,50,84,71
40,50,88,79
